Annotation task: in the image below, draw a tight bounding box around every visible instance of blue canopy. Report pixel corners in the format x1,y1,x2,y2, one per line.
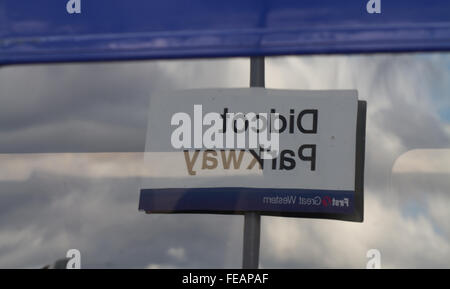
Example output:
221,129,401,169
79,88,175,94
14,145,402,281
1,0,449,64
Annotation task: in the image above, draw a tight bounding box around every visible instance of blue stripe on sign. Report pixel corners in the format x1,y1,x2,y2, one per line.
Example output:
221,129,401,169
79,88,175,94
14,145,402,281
139,187,354,215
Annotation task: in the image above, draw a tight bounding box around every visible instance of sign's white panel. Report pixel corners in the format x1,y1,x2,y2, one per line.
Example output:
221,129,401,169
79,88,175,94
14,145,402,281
139,88,363,219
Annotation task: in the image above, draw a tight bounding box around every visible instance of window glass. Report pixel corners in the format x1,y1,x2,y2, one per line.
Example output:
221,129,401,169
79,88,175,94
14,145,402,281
0,54,449,268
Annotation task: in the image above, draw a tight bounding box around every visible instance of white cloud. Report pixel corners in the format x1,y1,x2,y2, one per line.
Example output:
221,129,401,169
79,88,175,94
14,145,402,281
392,149,450,174
146,263,176,269
167,247,186,261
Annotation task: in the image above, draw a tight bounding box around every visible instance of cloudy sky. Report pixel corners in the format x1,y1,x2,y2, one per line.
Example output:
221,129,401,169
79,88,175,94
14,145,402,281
0,53,449,268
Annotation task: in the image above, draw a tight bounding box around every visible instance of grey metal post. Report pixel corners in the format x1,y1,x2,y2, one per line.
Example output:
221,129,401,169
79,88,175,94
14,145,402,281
242,56,264,269
250,56,265,88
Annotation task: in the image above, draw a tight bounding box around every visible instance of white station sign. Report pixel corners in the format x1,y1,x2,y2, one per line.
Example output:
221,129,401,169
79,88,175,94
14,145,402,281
139,88,365,221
